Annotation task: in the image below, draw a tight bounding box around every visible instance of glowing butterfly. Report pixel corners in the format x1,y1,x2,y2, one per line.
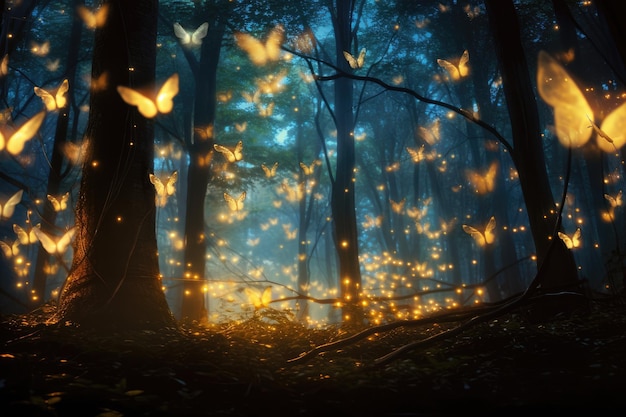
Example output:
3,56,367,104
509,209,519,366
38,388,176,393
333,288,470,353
269,217,278,226
0,54,8,77
406,145,436,163
418,119,441,145
14,223,40,245
34,79,69,111
261,162,279,178
90,72,108,93
234,25,284,66
247,237,260,247
0,240,19,258
214,140,243,163
194,125,214,140
217,90,232,103
537,50,626,150
558,227,581,249
466,161,498,195
283,223,297,240
437,50,469,81
30,41,50,57
117,73,179,118
244,286,272,309
343,48,366,69
47,192,70,212
242,90,260,104
462,216,496,247
300,160,320,176
257,102,275,117
63,139,90,165
235,122,247,132
196,152,212,167
390,198,406,214
0,189,23,220
149,171,178,207
33,227,76,255
45,58,60,72
392,75,404,85
406,205,428,220
605,190,623,208
173,22,209,47
256,71,287,94
224,191,246,211
362,214,382,229
281,181,304,203
0,112,46,155
77,4,109,29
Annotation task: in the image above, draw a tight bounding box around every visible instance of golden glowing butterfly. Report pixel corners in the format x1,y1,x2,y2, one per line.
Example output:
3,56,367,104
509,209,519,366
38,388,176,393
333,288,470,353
173,22,209,47
0,111,46,155
466,161,498,195
343,48,366,69
437,50,469,81
362,214,382,229
90,72,108,93
241,90,260,104
30,41,50,57
244,286,272,309
261,162,279,178
33,227,76,255
77,4,109,29
605,190,623,208
283,223,297,240
418,119,441,146
300,160,320,176
217,90,232,103
34,79,69,111
0,54,8,77
256,71,287,94
406,145,436,163
462,216,496,247
224,191,246,211
47,192,70,212
247,237,260,247
63,139,90,165
558,227,581,249
234,24,284,66
214,140,243,163
537,50,626,150
257,102,275,117
0,240,19,258
14,223,40,245
45,58,60,72
150,171,178,207
194,124,214,140
281,181,304,203
234,122,247,132
117,73,179,118
390,198,406,214
0,189,23,220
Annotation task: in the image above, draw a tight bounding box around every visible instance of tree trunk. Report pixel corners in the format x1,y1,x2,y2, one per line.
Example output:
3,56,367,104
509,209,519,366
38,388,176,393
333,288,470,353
56,0,174,330
485,0,583,320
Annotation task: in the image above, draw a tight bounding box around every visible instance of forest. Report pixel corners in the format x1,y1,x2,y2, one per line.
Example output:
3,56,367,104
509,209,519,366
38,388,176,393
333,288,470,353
1,0,625,415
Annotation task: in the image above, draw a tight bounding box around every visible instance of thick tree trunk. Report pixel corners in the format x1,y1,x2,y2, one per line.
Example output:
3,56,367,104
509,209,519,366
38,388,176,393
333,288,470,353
485,0,583,319
56,0,174,330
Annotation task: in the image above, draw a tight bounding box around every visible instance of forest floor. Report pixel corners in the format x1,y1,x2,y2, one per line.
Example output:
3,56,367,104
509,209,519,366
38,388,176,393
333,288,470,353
1,297,625,417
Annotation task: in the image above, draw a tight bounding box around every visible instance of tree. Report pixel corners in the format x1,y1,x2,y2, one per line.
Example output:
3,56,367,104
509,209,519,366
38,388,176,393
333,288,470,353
55,0,174,329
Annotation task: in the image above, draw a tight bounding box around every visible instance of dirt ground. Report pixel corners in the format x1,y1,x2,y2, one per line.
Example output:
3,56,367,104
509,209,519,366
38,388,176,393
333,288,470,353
1,298,625,416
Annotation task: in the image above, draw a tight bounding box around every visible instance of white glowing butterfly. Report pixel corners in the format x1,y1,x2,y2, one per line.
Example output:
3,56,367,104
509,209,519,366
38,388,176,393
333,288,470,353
13,223,40,245
234,25,284,66
0,240,19,258
465,161,498,195
77,4,109,29
34,79,69,111
33,227,75,255
214,140,243,163
343,48,366,69
558,227,581,249
47,192,70,212
437,50,469,81
462,216,496,247
117,73,179,118
0,112,46,155
149,171,178,207
0,189,23,220
173,22,209,47
261,162,278,178
537,50,626,150
244,286,272,309
224,191,246,211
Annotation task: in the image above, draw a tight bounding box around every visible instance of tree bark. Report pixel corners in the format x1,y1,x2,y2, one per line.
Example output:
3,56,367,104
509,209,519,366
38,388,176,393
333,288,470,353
56,0,174,330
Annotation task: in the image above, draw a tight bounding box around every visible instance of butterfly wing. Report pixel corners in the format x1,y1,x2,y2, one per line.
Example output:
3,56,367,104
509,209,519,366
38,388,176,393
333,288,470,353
232,140,243,161
571,227,582,248
437,58,460,81
558,231,574,249
264,25,284,62
235,32,268,65
56,228,76,254
166,171,178,196
47,194,61,211
484,216,496,244
597,101,626,152
33,87,57,111
214,144,236,163
0,241,13,257
224,192,237,211
343,51,358,69
236,191,246,210
33,227,57,254
458,49,470,77
6,111,46,155
155,74,179,114
55,79,69,109
191,22,209,45
1,189,23,220
260,286,272,308
117,86,157,118
173,23,191,44
149,174,166,206
537,51,593,147
463,224,486,247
